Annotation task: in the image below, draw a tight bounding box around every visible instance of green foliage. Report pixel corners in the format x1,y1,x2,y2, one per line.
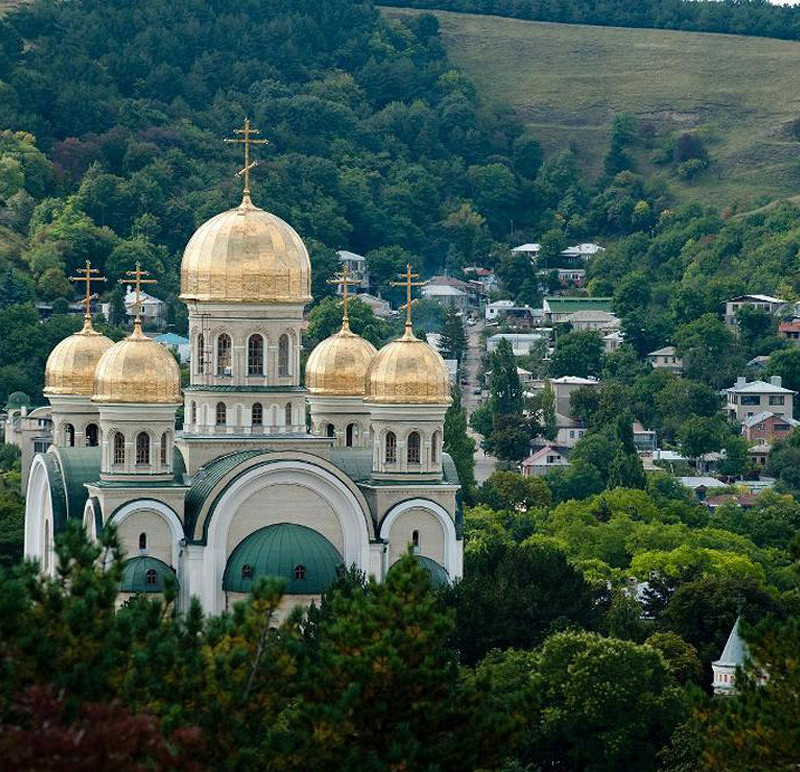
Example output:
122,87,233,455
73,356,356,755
305,295,393,349
443,386,476,503
479,470,551,512
549,329,604,379
438,305,467,363
644,631,704,687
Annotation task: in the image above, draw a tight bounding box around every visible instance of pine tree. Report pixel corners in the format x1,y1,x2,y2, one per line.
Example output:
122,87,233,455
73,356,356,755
489,338,523,416
439,305,467,364
444,385,476,502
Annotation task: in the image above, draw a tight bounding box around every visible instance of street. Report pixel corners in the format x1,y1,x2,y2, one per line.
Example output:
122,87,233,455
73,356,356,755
462,320,497,484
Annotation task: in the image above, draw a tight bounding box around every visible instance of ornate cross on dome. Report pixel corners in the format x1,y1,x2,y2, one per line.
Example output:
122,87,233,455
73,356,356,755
69,260,105,329
119,261,156,332
327,264,361,331
224,117,269,202
390,263,427,334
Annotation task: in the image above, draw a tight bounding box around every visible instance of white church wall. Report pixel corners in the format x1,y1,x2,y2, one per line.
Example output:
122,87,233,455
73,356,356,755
386,508,445,566
116,509,174,566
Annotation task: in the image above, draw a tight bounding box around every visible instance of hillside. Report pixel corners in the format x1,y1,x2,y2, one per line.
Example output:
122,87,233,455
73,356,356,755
383,7,800,209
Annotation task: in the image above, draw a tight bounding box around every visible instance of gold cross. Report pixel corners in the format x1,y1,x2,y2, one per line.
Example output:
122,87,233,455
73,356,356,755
327,264,361,330
224,117,269,200
69,260,105,326
390,263,427,332
118,261,157,328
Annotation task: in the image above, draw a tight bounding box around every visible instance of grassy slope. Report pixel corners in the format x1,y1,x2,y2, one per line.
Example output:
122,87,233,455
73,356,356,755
383,7,800,210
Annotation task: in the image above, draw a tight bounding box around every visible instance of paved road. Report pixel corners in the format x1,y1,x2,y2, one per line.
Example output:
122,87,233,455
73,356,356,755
462,321,496,485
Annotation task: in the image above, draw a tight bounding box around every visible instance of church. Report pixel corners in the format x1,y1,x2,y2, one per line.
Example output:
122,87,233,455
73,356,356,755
23,127,462,615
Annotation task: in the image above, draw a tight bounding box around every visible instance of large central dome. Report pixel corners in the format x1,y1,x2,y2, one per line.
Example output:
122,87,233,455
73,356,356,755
180,195,312,304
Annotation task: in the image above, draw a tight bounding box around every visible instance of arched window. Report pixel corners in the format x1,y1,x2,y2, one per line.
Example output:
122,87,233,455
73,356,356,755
241,564,253,580
431,430,440,463
216,402,227,426
216,333,232,376
197,333,205,374
278,334,289,376
294,564,307,581
65,423,75,447
135,432,150,465
145,568,158,586
160,432,168,465
285,402,292,428
407,432,421,464
85,423,99,447
252,402,263,426
248,334,264,375
412,529,420,554
346,423,355,447
113,432,125,465
139,532,147,550
326,423,335,438
385,431,397,464
191,401,197,423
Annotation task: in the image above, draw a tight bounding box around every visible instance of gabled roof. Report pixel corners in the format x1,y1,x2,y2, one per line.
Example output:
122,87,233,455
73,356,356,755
422,284,467,297
564,309,619,323
743,411,800,428
336,249,366,262
726,379,795,394
522,445,569,465
154,333,190,345
713,616,748,668
729,294,786,304
511,242,541,253
648,345,677,356
544,297,613,314
549,375,599,386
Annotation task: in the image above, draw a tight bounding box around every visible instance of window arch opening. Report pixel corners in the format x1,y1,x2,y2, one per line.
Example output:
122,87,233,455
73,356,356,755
294,564,307,581
135,432,150,465
216,402,227,426
65,423,75,447
248,334,264,376
285,402,292,428
145,568,158,586
385,431,397,464
346,423,355,447
252,402,263,426
407,432,421,464
216,333,232,376
139,532,147,551
412,529,420,554
113,432,125,465
278,334,289,376
160,432,168,465
85,423,99,447
197,333,205,374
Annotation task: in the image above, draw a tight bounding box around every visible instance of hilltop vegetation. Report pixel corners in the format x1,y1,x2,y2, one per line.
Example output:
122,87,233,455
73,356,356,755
384,8,800,209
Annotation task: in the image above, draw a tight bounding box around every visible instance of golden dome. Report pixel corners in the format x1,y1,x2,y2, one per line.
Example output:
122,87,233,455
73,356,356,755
180,194,312,304
44,318,113,397
306,321,378,396
93,322,182,404
365,325,452,405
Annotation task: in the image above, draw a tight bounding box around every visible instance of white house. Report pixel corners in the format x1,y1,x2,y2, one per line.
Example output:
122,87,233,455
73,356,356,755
603,330,625,352
124,286,165,328
521,445,570,477
563,309,620,332
647,345,684,375
724,294,787,330
421,283,470,313
560,243,605,260
336,250,369,291
511,243,541,261
725,376,796,423
486,333,545,356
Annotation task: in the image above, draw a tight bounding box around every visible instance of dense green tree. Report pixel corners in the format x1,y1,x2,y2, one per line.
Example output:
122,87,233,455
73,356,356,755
479,470,551,512
488,338,523,416
674,314,739,389
549,330,603,379
438,305,467,363
443,386,476,503
305,295,393,349
766,345,800,394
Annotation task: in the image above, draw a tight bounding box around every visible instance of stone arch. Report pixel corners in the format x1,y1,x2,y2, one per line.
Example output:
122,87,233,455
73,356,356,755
198,459,373,614
379,498,460,580
24,455,53,570
108,499,185,567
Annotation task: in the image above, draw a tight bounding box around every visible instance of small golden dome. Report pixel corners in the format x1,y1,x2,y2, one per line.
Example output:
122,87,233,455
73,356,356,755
180,195,312,304
44,319,113,397
93,322,181,404
306,321,378,396
365,326,451,405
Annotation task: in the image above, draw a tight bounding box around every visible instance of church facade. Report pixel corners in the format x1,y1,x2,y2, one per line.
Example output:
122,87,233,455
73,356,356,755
23,168,462,615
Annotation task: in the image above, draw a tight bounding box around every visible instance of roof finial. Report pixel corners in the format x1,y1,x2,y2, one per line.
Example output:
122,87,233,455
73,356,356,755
327,264,361,333
390,262,427,337
119,261,157,338
224,117,269,205
69,260,105,331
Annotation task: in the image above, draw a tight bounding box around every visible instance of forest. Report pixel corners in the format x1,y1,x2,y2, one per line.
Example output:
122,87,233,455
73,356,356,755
381,0,800,43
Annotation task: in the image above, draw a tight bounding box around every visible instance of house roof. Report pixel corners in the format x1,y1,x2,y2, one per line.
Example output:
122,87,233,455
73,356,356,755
336,249,366,263
648,345,677,356
713,616,748,669
522,445,569,465
544,297,613,314
549,375,599,386
729,294,785,304
748,443,773,454
726,379,795,395
555,412,584,428
511,243,541,253
561,243,604,257
487,299,516,309
564,309,619,324
422,284,467,297
154,333,190,345
678,476,728,489
743,411,800,428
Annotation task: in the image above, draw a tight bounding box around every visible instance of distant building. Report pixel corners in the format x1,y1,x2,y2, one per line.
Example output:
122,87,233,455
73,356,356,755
123,285,165,328
560,243,605,261
421,283,470,313
724,294,787,330
678,476,728,499
354,293,392,318
556,267,586,287
603,330,625,353
647,345,684,375
543,296,613,324
746,355,770,372
749,442,772,468
153,332,190,364
511,243,541,260
547,375,600,417
4,401,52,494
633,421,657,451
555,413,587,448
563,309,620,332
712,617,748,695
521,445,570,477
725,376,796,423
485,299,515,321
336,250,369,292
778,319,800,342
486,333,545,356
742,411,800,444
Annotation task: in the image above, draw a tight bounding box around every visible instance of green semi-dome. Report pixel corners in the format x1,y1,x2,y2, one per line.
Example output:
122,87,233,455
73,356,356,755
390,554,449,588
223,523,343,595
120,556,175,593
5,391,31,411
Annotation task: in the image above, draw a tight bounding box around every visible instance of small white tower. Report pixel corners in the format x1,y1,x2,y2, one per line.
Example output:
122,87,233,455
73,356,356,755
712,616,748,695
44,261,112,449
306,266,377,447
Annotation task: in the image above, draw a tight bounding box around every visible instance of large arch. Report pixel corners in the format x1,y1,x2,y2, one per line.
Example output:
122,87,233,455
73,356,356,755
108,499,185,566
379,498,461,581
24,454,54,572
194,459,372,613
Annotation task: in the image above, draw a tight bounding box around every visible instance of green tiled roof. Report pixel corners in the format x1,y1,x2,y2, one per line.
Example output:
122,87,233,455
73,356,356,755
392,555,449,587
42,452,68,532
223,523,342,595
120,556,176,593
53,446,102,522
545,296,613,314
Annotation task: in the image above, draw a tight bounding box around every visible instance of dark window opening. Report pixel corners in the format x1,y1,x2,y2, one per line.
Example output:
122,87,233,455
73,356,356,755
294,564,306,581
145,568,158,586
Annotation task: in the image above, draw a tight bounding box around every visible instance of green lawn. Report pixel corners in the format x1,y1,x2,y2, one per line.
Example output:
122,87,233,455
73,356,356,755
383,7,800,210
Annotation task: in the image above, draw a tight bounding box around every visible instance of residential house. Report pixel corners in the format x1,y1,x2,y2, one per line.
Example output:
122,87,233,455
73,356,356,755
124,285,165,328
421,283,470,313
548,375,600,417
563,309,621,332
779,319,800,342
705,493,757,511
353,293,392,318
678,476,728,500
154,332,190,364
543,296,614,324
555,413,587,448
603,330,625,352
511,243,541,261
521,445,570,477
336,250,370,291
486,333,546,356
724,294,787,331
4,404,52,494
633,421,657,451
557,268,586,287
647,345,684,375
560,243,605,262
463,266,497,293
725,376,796,423
742,411,800,444
749,442,772,468
746,355,770,372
